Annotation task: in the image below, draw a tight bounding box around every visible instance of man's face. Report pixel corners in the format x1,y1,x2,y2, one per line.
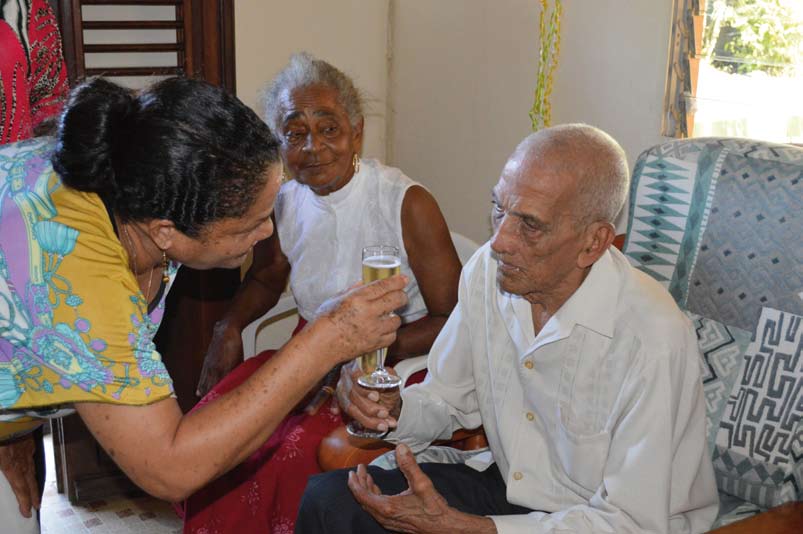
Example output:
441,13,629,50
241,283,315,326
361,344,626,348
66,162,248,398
489,152,586,300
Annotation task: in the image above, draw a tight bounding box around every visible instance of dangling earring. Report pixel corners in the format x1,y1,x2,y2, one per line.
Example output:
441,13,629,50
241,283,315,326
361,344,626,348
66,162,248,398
161,250,170,283
352,153,361,174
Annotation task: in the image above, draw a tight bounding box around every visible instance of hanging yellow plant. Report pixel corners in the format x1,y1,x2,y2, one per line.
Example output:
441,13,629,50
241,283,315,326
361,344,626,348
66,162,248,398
530,0,562,131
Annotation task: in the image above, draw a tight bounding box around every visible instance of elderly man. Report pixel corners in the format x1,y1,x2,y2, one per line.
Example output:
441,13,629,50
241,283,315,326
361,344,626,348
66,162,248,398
296,124,719,533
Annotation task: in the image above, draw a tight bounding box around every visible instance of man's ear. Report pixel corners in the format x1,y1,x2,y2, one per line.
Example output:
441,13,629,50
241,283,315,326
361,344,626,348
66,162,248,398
576,221,616,269
145,219,177,252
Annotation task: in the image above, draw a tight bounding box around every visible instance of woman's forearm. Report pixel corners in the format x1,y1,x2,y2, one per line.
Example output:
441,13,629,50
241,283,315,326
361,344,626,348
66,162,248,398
174,325,332,476
77,321,337,502
77,275,408,502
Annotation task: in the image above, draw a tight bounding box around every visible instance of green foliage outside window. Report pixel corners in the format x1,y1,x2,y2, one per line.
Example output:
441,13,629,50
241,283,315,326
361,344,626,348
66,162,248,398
704,0,803,76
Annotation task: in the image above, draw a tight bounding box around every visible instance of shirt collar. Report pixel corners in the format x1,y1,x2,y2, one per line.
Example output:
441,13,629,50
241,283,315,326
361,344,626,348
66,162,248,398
554,248,619,339
499,248,620,355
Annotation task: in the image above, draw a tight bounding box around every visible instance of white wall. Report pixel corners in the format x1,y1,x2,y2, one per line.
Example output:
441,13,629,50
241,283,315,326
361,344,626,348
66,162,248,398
234,0,390,161
389,0,673,242
232,1,673,243
552,0,672,171
389,0,540,243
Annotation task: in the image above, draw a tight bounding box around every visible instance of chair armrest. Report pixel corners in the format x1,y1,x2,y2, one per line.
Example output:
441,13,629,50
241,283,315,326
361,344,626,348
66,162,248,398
241,292,298,359
707,502,802,533
317,425,488,472
318,426,393,471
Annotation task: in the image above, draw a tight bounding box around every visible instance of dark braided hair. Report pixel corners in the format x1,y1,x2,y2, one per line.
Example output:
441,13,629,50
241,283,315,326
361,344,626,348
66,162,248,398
52,77,280,238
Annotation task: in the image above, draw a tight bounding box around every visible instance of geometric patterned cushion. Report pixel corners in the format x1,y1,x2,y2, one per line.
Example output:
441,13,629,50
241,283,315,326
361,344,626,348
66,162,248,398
623,138,803,513
624,138,803,332
624,139,713,294
711,491,764,529
687,312,753,451
685,153,803,331
713,307,803,508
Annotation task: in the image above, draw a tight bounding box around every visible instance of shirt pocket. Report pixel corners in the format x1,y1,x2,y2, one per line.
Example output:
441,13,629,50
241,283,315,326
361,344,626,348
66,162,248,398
555,404,610,494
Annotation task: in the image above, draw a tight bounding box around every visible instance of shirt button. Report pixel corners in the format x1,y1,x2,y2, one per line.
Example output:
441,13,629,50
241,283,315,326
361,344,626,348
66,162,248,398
524,360,534,369
526,412,535,421
513,471,523,481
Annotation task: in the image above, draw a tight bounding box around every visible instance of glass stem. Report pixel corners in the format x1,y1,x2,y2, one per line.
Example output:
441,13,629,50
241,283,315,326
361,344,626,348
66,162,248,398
375,347,388,374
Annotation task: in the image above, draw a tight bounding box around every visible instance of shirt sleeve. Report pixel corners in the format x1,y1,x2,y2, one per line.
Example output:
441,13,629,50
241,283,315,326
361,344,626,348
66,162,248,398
389,267,484,452
11,177,174,413
490,322,718,534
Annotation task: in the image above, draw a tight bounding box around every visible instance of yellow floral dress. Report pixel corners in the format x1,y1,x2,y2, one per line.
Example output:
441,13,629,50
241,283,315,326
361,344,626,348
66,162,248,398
0,137,175,441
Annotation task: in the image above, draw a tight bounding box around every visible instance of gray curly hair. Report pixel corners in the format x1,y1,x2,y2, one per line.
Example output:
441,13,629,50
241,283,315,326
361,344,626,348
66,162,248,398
261,52,364,132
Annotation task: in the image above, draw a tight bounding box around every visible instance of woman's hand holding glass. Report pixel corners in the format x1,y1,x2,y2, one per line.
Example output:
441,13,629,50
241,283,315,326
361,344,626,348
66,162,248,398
342,245,404,437
311,273,407,369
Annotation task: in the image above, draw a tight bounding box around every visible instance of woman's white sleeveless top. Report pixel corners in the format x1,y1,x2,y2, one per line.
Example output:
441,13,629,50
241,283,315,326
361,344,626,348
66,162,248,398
275,159,427,323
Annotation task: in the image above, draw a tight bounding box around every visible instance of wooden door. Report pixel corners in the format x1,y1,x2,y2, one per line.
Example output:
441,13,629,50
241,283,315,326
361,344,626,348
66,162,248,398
49,0,239,504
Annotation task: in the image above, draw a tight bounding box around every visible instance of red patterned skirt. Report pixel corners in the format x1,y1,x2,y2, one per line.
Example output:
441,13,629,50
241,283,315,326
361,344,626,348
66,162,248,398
180,325,342,533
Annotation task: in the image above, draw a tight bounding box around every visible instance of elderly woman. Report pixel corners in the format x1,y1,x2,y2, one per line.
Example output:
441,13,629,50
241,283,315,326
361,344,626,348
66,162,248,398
186,53,462,532
0,76,406,534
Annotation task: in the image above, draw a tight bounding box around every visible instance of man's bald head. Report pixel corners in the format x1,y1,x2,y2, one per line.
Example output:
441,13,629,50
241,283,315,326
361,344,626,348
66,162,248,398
510,124,630,226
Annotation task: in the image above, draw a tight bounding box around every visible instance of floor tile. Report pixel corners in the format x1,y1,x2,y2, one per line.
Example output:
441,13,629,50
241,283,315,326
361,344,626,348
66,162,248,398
41,435,183,534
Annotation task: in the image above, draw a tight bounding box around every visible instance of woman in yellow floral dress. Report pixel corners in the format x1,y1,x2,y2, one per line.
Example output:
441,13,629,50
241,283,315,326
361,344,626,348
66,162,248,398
0,76,407,532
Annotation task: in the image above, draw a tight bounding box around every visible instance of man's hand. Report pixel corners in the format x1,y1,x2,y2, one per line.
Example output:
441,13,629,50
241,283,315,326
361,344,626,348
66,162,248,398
196,321,244,397
348,444,496,534
0,435,40,519
337,360,401,433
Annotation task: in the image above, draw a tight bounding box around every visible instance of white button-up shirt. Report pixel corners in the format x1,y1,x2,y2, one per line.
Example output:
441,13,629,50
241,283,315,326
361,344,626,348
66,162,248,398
393,244,719,534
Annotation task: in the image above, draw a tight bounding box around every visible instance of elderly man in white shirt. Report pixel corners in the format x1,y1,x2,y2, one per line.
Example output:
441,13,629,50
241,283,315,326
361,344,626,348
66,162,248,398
296,124,719,534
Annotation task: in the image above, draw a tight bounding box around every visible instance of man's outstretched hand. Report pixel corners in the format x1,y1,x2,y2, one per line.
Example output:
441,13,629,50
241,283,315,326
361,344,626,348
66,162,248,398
347,443,497,534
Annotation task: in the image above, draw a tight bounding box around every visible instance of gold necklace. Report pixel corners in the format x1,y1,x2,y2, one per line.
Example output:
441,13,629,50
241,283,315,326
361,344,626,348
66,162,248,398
123,224,156,305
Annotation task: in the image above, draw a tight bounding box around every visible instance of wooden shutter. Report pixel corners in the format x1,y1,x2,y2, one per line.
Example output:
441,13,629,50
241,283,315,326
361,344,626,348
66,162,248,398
51,0,235,90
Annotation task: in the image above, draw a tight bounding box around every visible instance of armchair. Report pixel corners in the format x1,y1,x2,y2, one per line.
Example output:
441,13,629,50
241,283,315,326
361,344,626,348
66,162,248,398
621,137,802,531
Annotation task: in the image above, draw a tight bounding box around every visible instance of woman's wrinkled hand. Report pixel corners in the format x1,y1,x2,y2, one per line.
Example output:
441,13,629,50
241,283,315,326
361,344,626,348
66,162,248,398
312,274,408,366
0,434,40,518
196,321,244,397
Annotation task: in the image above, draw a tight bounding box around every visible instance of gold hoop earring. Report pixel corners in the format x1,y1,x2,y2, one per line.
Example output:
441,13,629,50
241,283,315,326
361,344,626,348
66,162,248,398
161,250,170,283
352,153,361,174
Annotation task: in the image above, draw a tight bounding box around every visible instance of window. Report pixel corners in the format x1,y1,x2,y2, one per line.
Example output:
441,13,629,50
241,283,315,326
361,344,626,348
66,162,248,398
663,0,803,144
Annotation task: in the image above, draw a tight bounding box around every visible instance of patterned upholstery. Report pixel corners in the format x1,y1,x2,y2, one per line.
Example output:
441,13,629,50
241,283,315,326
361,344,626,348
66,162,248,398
623,138,802,523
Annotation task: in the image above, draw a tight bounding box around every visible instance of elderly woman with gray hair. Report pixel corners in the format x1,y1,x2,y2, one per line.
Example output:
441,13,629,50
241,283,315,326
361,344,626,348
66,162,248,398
183,53,462,532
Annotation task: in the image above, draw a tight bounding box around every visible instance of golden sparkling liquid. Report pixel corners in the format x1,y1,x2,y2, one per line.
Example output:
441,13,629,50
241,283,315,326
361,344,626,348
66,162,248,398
358,255,401,373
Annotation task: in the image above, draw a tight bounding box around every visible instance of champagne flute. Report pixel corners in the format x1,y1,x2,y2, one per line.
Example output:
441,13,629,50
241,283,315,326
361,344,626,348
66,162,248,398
346,245,402,438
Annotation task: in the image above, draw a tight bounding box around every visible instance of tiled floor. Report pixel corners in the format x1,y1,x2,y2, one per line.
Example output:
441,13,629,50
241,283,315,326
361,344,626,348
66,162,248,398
40,435,183,534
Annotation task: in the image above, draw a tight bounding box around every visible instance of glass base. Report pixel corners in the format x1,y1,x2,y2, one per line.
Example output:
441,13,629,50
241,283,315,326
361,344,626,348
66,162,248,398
357,370,402,389
346,420,388,439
